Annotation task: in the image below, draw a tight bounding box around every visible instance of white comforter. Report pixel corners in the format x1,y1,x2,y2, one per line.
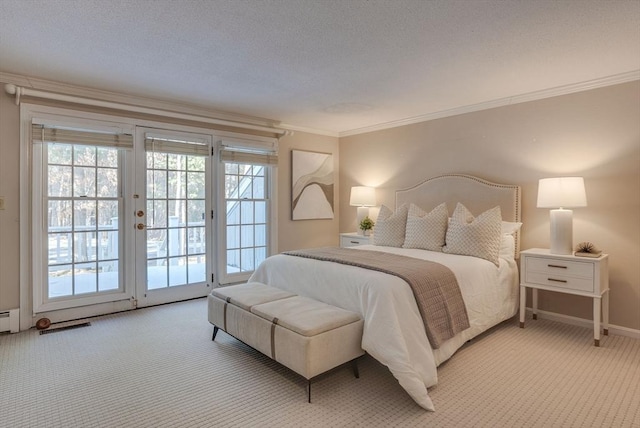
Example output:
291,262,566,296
249,245,518,411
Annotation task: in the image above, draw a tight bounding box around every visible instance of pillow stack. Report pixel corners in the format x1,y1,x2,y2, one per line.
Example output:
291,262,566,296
370,201,517,266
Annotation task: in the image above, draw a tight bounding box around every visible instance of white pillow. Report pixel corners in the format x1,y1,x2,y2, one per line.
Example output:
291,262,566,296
403,203,448,251
443,203,502,266
373,204,408,247
501,221,522,236
499,233,516,260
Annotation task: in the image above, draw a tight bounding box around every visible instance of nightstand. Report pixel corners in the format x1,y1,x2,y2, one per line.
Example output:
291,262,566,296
340,233,372,248
519,248,609,346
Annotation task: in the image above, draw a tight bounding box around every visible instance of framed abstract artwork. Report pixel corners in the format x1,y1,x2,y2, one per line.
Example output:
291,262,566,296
291,149,334,220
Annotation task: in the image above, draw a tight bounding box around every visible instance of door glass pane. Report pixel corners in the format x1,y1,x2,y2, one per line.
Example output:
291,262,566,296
147,260,167,290
146,147,207,290
188,172,205,198
187,200,205,224
169,257,187,286
188,257,206,283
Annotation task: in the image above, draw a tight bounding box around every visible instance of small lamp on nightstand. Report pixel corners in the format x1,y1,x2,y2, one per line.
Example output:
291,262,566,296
350,186,376,229
537,177,587,255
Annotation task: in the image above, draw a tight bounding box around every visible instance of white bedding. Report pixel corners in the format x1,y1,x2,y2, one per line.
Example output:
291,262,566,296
249,245,519,411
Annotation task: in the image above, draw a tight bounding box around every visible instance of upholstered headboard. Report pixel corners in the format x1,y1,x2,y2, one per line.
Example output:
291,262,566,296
396,174,522,257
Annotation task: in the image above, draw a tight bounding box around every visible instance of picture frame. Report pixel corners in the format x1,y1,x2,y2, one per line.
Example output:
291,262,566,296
291,149,334,220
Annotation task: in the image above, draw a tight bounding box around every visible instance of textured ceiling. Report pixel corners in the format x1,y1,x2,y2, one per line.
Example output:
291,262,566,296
1,0,639,135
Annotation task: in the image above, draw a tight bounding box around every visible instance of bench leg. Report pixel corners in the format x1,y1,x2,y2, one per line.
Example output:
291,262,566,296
352,359,360,379
308,380,311,403
212,326,219,341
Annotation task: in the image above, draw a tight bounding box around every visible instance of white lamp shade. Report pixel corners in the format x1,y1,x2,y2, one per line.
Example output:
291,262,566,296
537,177,587,208
537,177,587,255
350,186,376,207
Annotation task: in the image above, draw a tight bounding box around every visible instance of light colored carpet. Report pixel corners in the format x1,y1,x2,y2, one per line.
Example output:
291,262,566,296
1,298,638,428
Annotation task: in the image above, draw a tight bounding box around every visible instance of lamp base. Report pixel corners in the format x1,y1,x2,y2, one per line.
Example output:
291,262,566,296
549,209,573,255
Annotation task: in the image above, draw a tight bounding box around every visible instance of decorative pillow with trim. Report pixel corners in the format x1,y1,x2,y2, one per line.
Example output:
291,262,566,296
403,203,448,251
373,204,409,247
443,203,502,266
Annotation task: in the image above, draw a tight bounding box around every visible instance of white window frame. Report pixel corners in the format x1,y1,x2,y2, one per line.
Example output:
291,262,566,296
22,105,136,316
216,132,278,285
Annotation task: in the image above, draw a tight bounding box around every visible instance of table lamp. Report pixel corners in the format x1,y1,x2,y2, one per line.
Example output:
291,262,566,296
350,186,376,231
537,177,587,255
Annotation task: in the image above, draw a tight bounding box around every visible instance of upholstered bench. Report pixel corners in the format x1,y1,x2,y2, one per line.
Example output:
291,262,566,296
208,282,365,402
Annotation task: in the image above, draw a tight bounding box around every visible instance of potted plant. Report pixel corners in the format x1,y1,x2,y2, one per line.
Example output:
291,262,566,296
359,216,375,236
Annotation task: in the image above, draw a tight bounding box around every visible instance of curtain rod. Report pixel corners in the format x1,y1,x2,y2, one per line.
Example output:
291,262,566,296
4,84,292,137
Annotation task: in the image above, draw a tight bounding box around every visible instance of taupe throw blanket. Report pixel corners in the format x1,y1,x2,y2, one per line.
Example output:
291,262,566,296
283,247,470,349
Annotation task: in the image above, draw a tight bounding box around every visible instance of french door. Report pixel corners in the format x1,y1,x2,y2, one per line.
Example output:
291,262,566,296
133,128,213,307
25,106,275,328
30,118,214,319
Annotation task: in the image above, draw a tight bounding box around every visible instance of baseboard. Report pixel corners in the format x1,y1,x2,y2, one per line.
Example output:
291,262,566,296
0,309,20,333
526,308,640,340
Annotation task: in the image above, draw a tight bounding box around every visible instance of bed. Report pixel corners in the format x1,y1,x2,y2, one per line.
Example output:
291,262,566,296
249,174,521,410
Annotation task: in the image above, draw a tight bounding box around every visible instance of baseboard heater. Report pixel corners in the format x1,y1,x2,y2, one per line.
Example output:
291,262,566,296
0,309,20,333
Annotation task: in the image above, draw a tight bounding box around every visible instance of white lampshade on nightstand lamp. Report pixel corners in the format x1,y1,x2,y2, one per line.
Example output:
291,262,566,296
537,177,587,255
350,186,376,228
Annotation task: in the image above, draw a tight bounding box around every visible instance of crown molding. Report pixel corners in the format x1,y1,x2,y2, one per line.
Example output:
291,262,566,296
3,70,638,140
0,71,282,129
339,70,640,138
278,123,339,138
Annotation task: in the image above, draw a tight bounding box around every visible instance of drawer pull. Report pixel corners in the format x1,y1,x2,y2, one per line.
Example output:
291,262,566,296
350,241,359,244
548,264,567,269
548,278,568,283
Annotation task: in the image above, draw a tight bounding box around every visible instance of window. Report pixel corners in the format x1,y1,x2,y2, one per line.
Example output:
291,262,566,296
31,121,133,312
46,143,122,297
224,163,268,274
218,136,277,283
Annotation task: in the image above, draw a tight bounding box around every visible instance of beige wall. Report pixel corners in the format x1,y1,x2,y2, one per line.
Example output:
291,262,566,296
277,132,340,251
0,81,339,311
0,83,21,310
340,81,640,331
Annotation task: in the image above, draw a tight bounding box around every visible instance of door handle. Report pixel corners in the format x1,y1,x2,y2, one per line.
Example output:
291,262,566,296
136,223,145,230
136,210,145,217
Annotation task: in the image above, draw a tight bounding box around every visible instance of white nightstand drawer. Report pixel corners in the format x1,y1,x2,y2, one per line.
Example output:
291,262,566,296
527,256,594,279
340,233,371,248
525,271,595,293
